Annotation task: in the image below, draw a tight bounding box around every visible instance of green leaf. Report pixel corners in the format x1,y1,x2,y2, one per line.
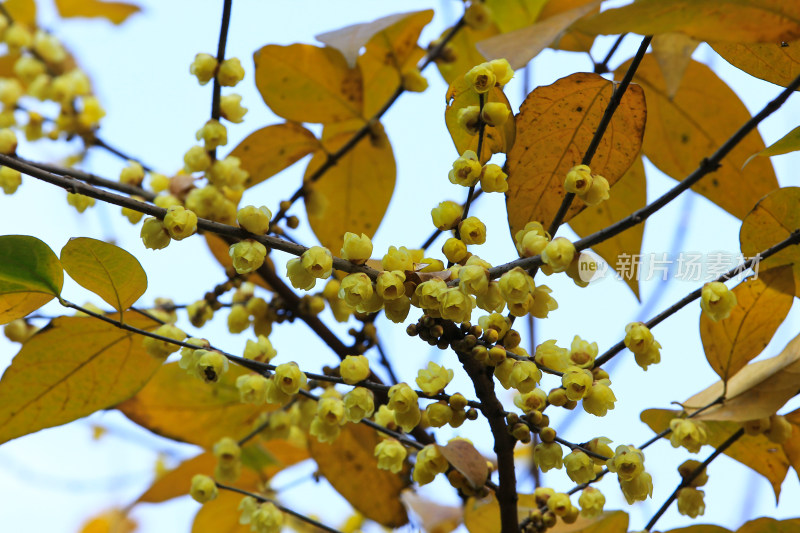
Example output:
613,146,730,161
0,235,63,325
0,313,162,444
60,237,147,318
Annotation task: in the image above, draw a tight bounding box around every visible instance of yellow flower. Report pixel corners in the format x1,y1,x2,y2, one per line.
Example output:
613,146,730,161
416,361,454,394
341,232,373,264
184,145,211,173
431,201,463,230
542,237,575,273
607,445,644,482
0,166,21,194
564,165,593,195
439,287,474,323
669,419,708,453
190,53,218,85
413,444,449,485
459,216,486,245
237,205,272,235
67,192,96,213
376,270,406,300
229,239,267,274
457,105,480,135
374,438,407,474
578,487,605,518
442,237,468,263
479,164,508,193
190,474,217,503
217,57,245,87
340,354,370,384
163,205,197,240
119,161,144,186
301,246,333,279
564,450,595,484
196,119,228,150
236,374,268,404
220,93,248,123
701,281,737,321
243,335,277,362
533,441,563,472
388,383,418,414
489,58,514,85
481,102,510,127
343,387,374,422
448,150,482,187
273,362,307,396
465,63,496,93
143,324,186,358
339,272,374,307
619,471,653,504
382,245,415,271
582,381,616,417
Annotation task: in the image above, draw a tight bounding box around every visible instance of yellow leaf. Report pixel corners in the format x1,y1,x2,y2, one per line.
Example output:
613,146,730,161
651,33,699,99
435,24,497,85
357,10,433,117
484,0,547,33
538,0,599,52
444,75,515,163
618,55,778,219
192,490,250,533
401,491,462,533
254,44,363,124
54,0,139,24
0,54,21,78
476,0,602,69
740,187,800,297
0,235,64,325
744,124,800,169
437,439,488,489
309,423,409,527
79,508,136,533
229,123,320,189
3,0,36,26
700,267,795,382
569,156,646,299
737,518,800,533
464,495,626,533
575,1,800,43
664,526,731,533
506,72,646,236
641,409,790,500
118,362,277,449
316,10,432,69
712,41,800,91
782,408,800,483
463,493,534,533
0,313,161,444
683,332,800,422
138,440,307,503
60,237,147,318
304,125,395,255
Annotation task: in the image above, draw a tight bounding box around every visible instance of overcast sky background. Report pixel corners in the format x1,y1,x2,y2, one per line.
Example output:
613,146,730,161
1,1,799,532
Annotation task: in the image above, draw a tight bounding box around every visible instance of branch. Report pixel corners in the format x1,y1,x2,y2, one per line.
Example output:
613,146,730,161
593,34,627,74
0,153,382,278
457,349,518,533
211,0,233,126
485,69,800,280
215,482,345,533
644,428,744,531
593,230,800,367
546,35,652,237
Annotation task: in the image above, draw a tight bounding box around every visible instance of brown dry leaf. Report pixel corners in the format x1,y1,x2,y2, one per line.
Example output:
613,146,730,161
435,24,497,85
569,156,646,299
0,314,160,445
476,0,602,69
641,409,790,500
316,10,431,68
357,10,433,117
309,423,409,527
304,125,395,255
401,491,462,533
463,493,538,533
700,267,795,382
118,362,277,449
651,33,699,99
437,439,488,489
203,233,271,291
618,55,778,219
191,490,250,533
444,75,516,163
54,0,139,24
254,44,363,124
575,1,800,43
712,41,800,91
740,187,800,297
228,123,320,189
506,72,645,236
682,331,800,422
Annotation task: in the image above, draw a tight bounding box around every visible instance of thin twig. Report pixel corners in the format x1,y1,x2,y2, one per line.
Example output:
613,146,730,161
546,35,652,237
644,428,745,531
594,34,627,74
593,230,800,368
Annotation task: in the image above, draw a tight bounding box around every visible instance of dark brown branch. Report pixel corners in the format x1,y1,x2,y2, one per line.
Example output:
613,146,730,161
211,0,233,124
594,34,627,74
457,350,518,533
